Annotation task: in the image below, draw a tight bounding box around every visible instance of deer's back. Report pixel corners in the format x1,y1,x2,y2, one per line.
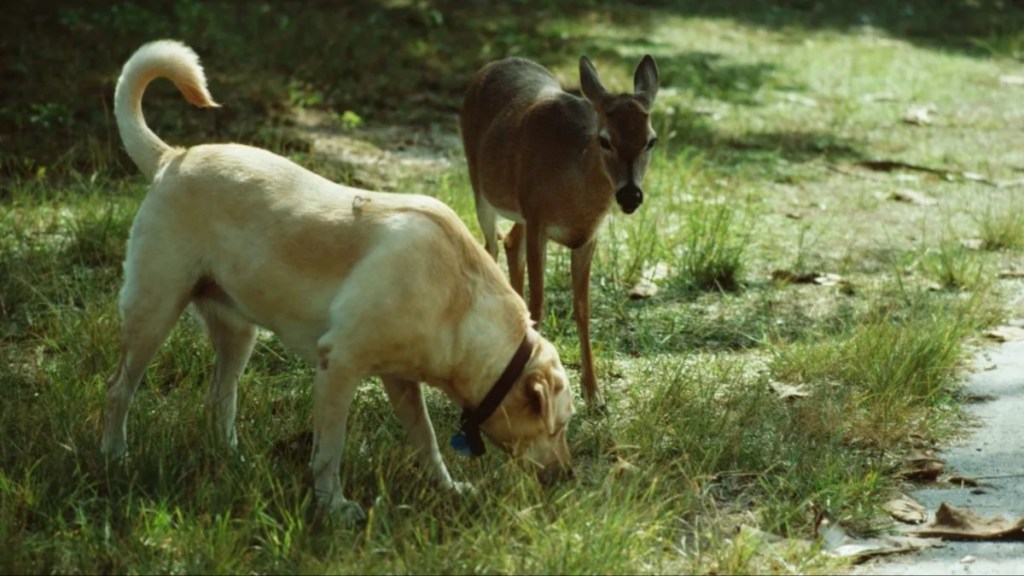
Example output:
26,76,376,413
461,58,596,217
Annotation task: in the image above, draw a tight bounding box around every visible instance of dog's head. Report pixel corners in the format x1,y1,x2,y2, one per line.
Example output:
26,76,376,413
481,333,575,483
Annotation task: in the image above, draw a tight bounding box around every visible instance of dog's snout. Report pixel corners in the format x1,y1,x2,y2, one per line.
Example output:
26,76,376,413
616,185,643,214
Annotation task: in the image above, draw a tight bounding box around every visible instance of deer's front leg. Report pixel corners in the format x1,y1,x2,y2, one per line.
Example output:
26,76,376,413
571,239,603,408
525,222,548,327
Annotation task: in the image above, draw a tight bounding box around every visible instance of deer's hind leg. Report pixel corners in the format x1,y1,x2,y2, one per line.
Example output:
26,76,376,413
473,195,501,261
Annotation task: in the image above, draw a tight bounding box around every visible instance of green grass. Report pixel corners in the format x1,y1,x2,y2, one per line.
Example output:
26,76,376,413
3,1,1024,574
976,201,1024,252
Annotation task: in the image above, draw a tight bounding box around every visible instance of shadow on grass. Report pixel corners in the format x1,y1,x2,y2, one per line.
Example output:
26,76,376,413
639,0,1024,59
6,0,1006,179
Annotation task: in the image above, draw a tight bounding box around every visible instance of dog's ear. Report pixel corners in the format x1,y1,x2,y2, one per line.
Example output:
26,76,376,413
527,374,558,435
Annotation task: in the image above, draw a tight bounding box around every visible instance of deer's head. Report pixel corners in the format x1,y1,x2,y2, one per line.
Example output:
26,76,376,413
579,54,659,215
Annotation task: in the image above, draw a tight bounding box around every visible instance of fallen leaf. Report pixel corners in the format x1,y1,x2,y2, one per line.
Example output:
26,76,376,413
998,268,1024,278
628,262,669,300
960,238,984,250
912,502,1024,540
898,457,945,482
985,326,1024,342
814,273,844,287
862,92,898,102
769,380,810,400
770,270,849,292
628,278,659,299
999,74,1024,86
771,269,821,284
816,513,942,562
855,159,946,176
947,476,984,488
609,455,637,478
883,494,928,524
902,105,935,125
890,189,937,206
781,92,818,107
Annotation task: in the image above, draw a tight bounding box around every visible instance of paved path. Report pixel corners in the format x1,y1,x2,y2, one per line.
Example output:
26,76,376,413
856,333,1024,575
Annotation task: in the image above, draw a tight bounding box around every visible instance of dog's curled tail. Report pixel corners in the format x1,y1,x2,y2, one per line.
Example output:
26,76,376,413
114,40,219,181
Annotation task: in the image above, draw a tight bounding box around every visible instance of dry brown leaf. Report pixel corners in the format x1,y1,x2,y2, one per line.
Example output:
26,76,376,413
862,92,898,102
816,513,942,562
998,268,1024,279
985,326,1024,342
814,273,844,287
883,494,928,524
890,189,937,206
947,476,985,488
782,92,818,107
898,457,945,481
912,502,1024,540
769,380,810,400
628,278,659,299
960,237,984,250
609,455,637,478
902,105,935,125
771,269,820,283
628,262,669,300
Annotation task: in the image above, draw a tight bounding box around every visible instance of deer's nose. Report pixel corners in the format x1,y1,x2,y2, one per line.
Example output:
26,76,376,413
616,184,643,214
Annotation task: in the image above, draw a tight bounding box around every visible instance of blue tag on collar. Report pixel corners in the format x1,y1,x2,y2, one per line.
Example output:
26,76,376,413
449,431,473,457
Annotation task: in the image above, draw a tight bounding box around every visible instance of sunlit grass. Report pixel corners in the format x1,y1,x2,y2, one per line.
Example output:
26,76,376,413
3,1,1024,573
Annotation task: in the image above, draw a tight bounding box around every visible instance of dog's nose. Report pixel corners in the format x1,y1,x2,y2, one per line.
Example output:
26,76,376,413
616,184,643,214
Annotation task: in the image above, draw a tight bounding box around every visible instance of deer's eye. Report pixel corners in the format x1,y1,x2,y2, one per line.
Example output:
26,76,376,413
599,134,612,151
646,136,658,151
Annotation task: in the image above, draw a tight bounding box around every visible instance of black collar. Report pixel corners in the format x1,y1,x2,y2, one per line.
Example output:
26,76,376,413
451,330,536,457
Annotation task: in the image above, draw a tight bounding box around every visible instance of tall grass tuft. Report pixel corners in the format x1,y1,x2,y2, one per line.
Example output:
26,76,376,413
770,291,971,450
975,202,1024,252
673,197,750,292
920,241,989,292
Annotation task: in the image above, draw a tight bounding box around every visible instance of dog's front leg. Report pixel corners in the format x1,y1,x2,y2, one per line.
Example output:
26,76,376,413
310,346,365,525
381,376,466,493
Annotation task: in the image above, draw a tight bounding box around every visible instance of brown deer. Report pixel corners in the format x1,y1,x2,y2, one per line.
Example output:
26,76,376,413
460,54,659,408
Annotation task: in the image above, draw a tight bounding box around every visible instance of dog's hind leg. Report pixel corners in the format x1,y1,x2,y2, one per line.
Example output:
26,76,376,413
193,298,256,450
381,376,459,491
309,338,366,524
101,271,193,460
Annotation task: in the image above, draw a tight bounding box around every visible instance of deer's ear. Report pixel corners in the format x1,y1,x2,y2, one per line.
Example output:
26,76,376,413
633,54,659,107
579,55,608,104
